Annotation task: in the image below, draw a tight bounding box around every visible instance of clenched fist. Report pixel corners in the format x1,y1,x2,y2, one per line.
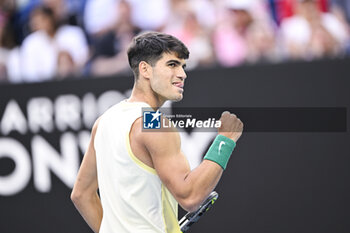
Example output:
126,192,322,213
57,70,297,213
218,111,243,142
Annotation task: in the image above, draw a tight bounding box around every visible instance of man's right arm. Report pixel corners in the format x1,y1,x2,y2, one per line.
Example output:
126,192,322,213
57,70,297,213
71,119,103,233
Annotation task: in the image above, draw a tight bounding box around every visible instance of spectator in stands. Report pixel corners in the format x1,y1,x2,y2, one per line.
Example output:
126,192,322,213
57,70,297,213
128,0,170,31
87,0,139,76
269,0,329,25
164,0,190,33
212,0,254,67
84,0,119,38
0,9,11,82
279,0,349,59
42,0,86,26
187,0,217,30
57,50,78,79
245,20,281,63
164,0,214,69
84,0,169,37
20,5,88,82
41,0,67,23
213,0,275,67
329,0,350,54
330,0,350,24
0,3,20,83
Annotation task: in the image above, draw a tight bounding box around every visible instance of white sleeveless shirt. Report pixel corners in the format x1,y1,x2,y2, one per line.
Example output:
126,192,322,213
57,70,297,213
94,100,181,233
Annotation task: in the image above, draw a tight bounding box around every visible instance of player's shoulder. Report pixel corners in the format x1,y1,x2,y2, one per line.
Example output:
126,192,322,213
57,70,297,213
132,115,180,145
91,117,101,135
96,100,130,124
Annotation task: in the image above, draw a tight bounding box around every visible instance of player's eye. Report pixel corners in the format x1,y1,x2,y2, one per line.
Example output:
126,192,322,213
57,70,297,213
169,63,176,67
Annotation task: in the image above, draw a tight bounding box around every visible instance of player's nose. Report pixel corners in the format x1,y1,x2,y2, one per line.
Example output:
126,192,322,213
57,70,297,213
177,67,187,80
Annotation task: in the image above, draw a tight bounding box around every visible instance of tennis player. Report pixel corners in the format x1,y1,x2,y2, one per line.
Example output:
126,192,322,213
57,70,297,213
71,32,243,233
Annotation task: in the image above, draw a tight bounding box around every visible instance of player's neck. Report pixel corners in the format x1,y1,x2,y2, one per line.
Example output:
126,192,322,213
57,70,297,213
128,83,165,109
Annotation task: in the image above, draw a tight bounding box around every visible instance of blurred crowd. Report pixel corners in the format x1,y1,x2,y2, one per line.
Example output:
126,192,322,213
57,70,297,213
0,0,349,83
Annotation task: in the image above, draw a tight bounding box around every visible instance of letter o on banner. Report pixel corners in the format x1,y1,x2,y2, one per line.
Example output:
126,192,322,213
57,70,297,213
0,138,31,196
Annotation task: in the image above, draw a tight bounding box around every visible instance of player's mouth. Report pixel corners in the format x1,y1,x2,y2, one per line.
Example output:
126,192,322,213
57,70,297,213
172,82,184,89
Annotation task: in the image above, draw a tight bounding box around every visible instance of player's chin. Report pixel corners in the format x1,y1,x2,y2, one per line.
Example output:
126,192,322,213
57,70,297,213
171,94,183,102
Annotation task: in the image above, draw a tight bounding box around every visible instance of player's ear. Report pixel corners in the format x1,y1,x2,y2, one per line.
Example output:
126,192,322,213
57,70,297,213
139,61,152,80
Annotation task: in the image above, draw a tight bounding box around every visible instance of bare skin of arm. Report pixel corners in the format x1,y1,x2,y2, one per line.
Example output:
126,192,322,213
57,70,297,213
71,119,102,233
130,112,243,212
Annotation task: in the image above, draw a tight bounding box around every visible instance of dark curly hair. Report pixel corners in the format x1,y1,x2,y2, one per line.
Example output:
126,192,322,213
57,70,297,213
127,32,189,79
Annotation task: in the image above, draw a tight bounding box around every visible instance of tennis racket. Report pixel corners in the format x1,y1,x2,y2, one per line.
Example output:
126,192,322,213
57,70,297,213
179,191,219,232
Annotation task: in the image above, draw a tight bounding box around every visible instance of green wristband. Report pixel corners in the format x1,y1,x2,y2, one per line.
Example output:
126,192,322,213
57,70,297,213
204,135,236,170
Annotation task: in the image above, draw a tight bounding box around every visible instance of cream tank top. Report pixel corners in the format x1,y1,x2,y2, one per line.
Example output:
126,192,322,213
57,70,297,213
94,100,181,233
